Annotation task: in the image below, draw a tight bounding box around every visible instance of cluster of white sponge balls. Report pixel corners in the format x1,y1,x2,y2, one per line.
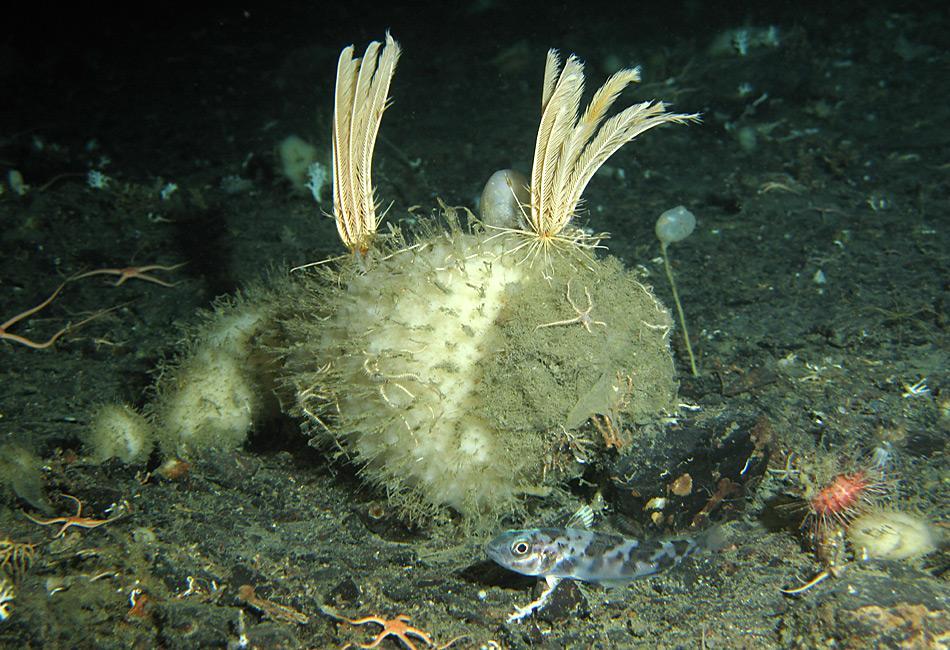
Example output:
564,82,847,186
85,300,273,464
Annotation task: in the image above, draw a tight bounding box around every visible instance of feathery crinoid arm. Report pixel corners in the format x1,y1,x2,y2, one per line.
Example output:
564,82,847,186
331,32,401,255
530,50,585,244
332,45,359,249
563,99,697,230
527,49,698,257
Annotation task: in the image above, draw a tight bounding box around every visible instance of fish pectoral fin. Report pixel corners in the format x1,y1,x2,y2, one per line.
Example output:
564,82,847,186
592,578,631,589
507,576,562,624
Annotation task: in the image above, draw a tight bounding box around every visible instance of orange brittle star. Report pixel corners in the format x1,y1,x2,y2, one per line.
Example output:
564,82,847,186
72,262,186,287
341,614,433,650
339,613,465,650
23,494,124,537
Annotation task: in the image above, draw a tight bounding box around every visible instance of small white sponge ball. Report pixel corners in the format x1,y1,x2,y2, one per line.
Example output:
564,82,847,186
848,509,937,561
152,299,275,456
87,404,154,464
162,348,257,452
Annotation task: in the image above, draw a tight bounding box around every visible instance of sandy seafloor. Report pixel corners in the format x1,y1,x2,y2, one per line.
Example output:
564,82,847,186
0,2,947,648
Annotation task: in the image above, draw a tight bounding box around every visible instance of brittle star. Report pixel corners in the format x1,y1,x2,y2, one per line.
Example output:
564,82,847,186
72,262,186,287
0,283,112,349
0,283,70,348
23,494,124,537
341,614,433,650
339,613,466,650
535,280,607,333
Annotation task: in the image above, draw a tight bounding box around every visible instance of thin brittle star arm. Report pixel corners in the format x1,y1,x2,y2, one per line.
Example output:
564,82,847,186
1,283,65,331
0,283,70,348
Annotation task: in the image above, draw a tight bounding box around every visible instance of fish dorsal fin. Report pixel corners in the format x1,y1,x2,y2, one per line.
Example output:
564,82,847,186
566,504,595,530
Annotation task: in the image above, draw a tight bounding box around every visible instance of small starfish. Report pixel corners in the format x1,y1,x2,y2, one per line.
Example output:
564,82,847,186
23,494,123,537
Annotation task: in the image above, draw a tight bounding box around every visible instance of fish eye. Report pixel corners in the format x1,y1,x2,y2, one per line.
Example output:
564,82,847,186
511,539,530,555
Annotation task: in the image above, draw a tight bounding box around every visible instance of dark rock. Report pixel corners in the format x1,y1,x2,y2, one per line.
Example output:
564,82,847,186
155,601,242,649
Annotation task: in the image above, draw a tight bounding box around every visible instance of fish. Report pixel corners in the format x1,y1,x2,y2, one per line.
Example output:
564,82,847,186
486,507,724,621
486,526,716,588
